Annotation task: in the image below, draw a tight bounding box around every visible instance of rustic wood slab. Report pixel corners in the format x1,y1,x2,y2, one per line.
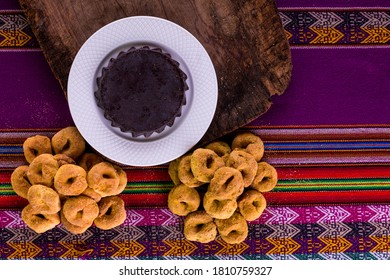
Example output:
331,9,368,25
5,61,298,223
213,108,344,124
19,0,291,145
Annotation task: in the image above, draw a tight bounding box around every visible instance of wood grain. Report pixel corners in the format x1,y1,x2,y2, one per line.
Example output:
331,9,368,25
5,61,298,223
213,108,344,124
19,0,291,145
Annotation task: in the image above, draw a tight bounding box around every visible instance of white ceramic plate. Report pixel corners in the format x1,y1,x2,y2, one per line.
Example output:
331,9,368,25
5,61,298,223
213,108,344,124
68,16,218,166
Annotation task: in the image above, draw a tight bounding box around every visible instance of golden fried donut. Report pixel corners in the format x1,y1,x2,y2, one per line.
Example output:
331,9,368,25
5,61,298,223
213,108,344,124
77,153,104,171
94,196,127,230
238,189,267,221
215,212,248,244
51,126,86,159
112,165,127,195
167,184,200,216
53,153,76,167
54,164,88,196
11,165,31,199
226,150,258,187
27,153,59,186
23,135,52,163
204,141,231,160
62,196,99,227
87,162,120,197
81,187,101,202
190,148,225,183
203,192,237,219
168,157,181,186
208,167,244,199
27,184,61,214
177,154,203,188
232,132,264,162
22,204,60,233
251,162,278,192
60,210,90,234
183,211,217,243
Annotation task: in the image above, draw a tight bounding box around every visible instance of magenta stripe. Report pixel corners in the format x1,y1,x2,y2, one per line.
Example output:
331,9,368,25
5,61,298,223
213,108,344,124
2,204,390,228
275,0,390,8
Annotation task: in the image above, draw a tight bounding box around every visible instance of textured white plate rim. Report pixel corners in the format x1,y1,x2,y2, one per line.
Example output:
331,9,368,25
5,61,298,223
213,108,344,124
67,16,218,166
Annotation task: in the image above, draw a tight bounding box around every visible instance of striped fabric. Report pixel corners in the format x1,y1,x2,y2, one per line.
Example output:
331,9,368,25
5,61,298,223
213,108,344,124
1,0,390,259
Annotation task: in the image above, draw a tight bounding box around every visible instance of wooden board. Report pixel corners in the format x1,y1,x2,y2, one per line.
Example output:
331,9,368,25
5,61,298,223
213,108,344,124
19,0,291,145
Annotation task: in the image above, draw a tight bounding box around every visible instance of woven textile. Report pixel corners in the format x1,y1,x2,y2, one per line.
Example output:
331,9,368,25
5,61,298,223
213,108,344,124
1,0,390,259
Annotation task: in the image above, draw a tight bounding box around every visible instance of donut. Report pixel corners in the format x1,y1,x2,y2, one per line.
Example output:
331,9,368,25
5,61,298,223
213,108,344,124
251,162,278,192
23,135,52,163
81,187,101,202
54,164,88,196
27,153,59,186
62,196,99,227
207,167,244,199
60,210,90,235
11,165,31,199
215,212,248,244
167,184,200,216
27,184,61,214
204,141,231,160
237,189,267,221
226,150,258,187
51,126,86,159
183,211,217,243
177,154,203,188
87,162,120,197
168,157,182,186
203,191,237,219
94,196,127,230
77,153,104,172
190,148,225,183
112,165,127,195
53,153,76,167
231,132,264,162
21,204,60,233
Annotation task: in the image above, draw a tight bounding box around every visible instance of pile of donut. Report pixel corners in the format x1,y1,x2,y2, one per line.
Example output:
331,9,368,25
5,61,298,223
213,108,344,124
11,126,127,234
167,132,277,244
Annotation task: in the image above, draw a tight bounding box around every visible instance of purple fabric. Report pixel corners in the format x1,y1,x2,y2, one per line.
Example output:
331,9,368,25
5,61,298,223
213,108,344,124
252,48,390,126
275,0,390,8
0,52,74,129
0,0,20,10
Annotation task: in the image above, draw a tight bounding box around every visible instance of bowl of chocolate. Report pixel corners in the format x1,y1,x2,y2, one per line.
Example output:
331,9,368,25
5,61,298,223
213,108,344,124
95,46,189,138
68,16,218,166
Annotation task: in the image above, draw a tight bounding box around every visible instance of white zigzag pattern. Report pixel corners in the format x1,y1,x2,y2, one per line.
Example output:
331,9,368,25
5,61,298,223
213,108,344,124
308,11,343,28
0,14,29,31
361,12,390,29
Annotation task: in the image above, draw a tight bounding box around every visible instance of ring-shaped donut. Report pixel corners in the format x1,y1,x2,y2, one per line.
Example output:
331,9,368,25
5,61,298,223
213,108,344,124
81,187,101,202
87,162,120,197
251,162,278,192
27,153,59,186
177,154,203,188
112,165,127,195
22,204,60,233
77,153,104,172
226,150,258,187
62,196,99,227
54,164,88,196
207,167,244,199
53,153,76,167
238,189,267,221
215,212,248,244
51,126,86,159
204,141,231,161
60,210,90,235
168,157,182,186
167,184,200,216
183,211,217,243
11,165,31,199
232,132,264,162
94,196,127,230
203,192,237,219
27,184,61,214
23,135,52,164
190,148,225,183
